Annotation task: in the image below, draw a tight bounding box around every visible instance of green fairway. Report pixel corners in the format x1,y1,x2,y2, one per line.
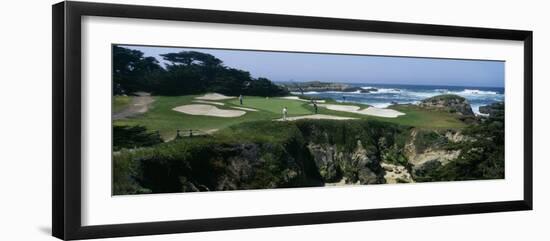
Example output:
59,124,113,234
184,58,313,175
385,105,467,129
228,96,311,115
113,96,132,113
113,95,466,139
114,95,317,139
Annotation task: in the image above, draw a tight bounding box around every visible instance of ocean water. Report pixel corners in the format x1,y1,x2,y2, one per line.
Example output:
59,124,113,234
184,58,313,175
292,83,504,115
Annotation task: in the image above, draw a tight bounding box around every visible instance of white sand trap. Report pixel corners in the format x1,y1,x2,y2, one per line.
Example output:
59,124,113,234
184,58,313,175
204,129,219,134
173,104,245,117
192,100,225,106
276,114,357,121
280,96,326,103
195,93,235,101
321,104,361,112
231,106,258,112
317,104,404,118
357,107,405,118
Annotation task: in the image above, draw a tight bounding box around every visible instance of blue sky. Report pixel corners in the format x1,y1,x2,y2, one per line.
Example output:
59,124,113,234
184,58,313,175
120,45,504,88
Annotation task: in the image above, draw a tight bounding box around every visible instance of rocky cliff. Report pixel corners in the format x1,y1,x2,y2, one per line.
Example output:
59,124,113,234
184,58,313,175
307,140,384,185
479,101,504,118
419,94,474,116
403,129,462,179
114,120,470,194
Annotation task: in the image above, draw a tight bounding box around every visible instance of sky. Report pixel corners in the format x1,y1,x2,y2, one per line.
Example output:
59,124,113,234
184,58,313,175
119,44,505,88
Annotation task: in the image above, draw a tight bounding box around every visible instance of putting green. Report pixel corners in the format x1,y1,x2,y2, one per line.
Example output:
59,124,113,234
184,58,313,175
227,96,312,115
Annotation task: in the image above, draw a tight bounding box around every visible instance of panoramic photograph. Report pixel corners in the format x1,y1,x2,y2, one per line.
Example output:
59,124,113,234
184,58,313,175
112,44,505,195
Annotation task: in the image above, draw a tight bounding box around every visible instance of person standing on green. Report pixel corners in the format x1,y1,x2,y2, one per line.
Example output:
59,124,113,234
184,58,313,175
239,95,243,105
313,102,318,114
282,107,288,121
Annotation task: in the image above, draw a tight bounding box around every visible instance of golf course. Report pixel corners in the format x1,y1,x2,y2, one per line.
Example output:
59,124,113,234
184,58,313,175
111,45,504,195
113,93,466,140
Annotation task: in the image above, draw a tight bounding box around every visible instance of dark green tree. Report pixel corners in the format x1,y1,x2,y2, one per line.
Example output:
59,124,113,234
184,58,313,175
113,46,288,96
113,46,164,94
113,125,163,151
161,51,222,67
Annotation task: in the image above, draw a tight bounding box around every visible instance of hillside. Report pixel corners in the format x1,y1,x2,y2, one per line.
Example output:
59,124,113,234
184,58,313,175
114,112,504,195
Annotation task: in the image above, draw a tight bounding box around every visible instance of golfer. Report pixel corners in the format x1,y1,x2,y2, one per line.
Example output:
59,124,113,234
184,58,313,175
313,102,318,114
239,94,243,105
282,107,288,121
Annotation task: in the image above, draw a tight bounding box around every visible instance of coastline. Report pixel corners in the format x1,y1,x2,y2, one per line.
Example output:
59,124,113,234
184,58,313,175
284,82,504,115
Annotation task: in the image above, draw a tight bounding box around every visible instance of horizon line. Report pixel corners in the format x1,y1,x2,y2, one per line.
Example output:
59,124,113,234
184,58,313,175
274,80,504,89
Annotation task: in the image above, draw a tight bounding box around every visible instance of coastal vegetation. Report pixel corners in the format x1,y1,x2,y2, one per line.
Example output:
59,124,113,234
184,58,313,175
113,105,504,195
413,102,505,181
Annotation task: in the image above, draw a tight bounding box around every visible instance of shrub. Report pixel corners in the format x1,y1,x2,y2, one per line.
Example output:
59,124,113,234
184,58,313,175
113,125,163,151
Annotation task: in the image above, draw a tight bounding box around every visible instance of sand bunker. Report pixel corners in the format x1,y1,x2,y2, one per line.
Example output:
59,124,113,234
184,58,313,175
192,100,225,106
357,107,405,118
317,104,404,118
276,114,357,121
231,106,258,112
321,104,361,112
280,96,326,103
173,104,245,117
195,93,235,101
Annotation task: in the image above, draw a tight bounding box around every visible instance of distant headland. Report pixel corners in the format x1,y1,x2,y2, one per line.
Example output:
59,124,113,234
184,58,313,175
278,81,380,94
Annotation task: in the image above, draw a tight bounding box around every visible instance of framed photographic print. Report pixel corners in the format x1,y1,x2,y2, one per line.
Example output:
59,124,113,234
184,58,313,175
52,1,533,240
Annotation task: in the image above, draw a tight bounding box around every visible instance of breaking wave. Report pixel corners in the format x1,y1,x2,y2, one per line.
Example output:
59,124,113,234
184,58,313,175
297,84,504,116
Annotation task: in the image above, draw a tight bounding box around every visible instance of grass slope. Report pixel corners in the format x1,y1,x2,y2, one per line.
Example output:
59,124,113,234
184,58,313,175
113,95,466,139
114,95,313,139
384,105,466,129
113,95,132,113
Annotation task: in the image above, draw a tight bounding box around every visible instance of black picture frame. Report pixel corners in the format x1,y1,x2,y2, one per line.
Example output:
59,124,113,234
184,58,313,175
52,1,533,240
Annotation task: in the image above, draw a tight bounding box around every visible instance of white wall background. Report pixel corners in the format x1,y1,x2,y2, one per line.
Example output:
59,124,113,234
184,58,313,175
0,0,547,240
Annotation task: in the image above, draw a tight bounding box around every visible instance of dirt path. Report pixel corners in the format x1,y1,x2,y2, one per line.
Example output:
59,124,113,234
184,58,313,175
113,93,154,120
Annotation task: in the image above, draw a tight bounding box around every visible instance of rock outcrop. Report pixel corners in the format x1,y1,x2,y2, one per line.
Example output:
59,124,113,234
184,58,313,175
479,101,504,118
381,163,414,183
307,140,384,185
280,81,350,93
403,128,461,178
419,94,474,116
279,81,378,93
445,130,468,142
307,143,344,182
